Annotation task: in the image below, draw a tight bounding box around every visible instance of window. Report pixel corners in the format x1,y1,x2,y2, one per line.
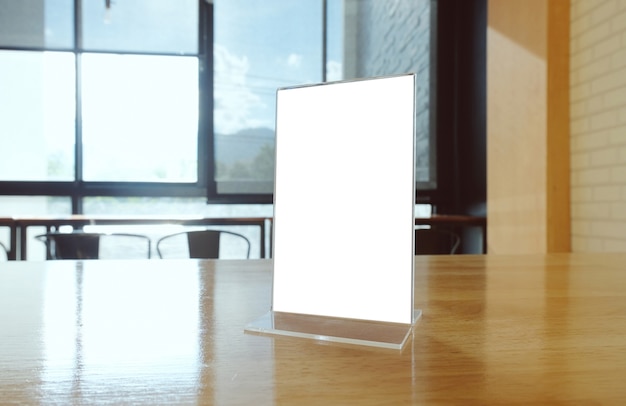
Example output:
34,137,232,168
0,0,201,190
0,51,75,181
342,0,435,190
212,0,436,197
81,54,198,182
212,0,332,195
0,0,436,207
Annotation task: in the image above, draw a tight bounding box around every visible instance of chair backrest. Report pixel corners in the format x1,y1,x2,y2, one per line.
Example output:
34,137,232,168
0,241,8,261
415,228,461,255
156,229,251,259
35,232,151,260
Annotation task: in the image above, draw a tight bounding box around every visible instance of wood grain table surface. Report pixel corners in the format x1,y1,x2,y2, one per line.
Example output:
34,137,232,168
1,253,626,405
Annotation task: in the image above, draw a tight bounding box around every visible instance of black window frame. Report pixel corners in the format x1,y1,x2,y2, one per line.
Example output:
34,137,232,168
0,0,482,212
0,1,266,208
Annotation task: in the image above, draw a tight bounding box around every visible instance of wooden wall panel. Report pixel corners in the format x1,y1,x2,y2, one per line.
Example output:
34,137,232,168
487,0,570,254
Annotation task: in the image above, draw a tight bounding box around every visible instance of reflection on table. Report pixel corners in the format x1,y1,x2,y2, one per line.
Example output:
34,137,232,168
2,253,626,404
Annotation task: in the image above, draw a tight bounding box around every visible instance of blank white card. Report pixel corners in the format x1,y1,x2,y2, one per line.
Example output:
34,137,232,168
272,74,416,324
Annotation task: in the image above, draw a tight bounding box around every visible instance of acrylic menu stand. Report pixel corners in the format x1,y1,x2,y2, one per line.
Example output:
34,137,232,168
245,74,420,350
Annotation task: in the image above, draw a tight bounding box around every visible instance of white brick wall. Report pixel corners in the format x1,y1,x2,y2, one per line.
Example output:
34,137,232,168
348,0,431,183
571,0,626,251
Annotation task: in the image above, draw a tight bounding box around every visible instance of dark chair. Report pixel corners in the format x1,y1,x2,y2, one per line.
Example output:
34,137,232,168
35,232,152,260
156,229,251,259
415,228,461,255
0,241,8,260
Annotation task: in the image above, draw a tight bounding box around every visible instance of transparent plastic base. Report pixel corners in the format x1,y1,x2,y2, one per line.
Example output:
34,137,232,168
244,310,422,350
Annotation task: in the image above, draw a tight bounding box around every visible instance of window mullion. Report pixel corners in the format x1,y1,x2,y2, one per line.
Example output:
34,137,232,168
74,0,84,213
200,1,216,200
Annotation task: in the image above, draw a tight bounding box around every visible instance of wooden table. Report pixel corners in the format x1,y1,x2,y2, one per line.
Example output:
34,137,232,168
415,214,486,227
9,215,272,260
2,253,626,404
416,214,487,253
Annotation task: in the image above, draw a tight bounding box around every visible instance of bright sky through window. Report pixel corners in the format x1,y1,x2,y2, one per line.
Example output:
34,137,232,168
214,0,342,135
